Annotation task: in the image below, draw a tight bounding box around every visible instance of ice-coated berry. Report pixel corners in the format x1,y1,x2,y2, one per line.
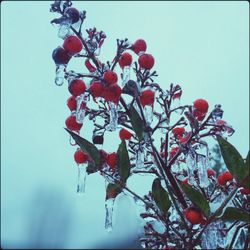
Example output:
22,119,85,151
138,54,154,70
118,52,132,69
172,127,185,139
67,95,77,111
132,39,147,54
193,99,209,113
140,89,155,107
184,207,204,224
103,84,121,104
64,7,80,24
74,149,88,164
217,171,233,185
89,81,104,98
92,134,104,145
63,35,83,55
52,46,71,64
68,79,86,97
207,168,215,177
103,70,118,85
107,152,117,170
65,115,82,132
119,128,132,140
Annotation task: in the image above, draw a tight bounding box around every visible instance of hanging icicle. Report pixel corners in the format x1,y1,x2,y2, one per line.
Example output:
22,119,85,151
76,93,88,123
55,64,66,86
105,198,115,232
197,154,209,188
122,66,130,86
106,102,118,131
77,163,87,193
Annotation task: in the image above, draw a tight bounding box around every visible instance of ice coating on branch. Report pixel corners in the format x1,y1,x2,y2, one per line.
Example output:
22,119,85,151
122,66,130,86
76,93,88,123
77,163,87,193
105,198,115,232
55,64,66,86
186,151,196,185
135,143,145,169
211,104,224,121
143,105,153,125
58,21,71,39
197,155,209,188
106,102,118,131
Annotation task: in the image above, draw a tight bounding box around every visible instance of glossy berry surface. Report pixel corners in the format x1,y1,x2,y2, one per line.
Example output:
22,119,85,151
119,128,132,140
132,39,147,54
64,7,80,24
67,96,77,111
107,152,117,170
65,115,82,132
184,207,204,224
193,99,209,113
103,84,121,104
52,46,71,64
92,134,104,145
140,89,155,107
118,52,132,68
103,70,118,85
63,35,83,55
68,79,86,97
138,53,154,70
74,149,88,164
89,81,104,98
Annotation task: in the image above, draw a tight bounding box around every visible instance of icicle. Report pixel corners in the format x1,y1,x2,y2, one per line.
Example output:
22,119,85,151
55,64,66,86
197,155,209,188
135,143,145,169
186,152,196,185
143,105,153,125
69,134,77,146
106,102,118,131
76,93,87,123
105,198,115,232
77,163,87,194
122,66,130,86
58,21,71,39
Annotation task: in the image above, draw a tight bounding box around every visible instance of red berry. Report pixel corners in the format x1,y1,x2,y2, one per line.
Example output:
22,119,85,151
184,208,204,224
170,147,179,158
65,115,82,132
63,36,83,55
179,131,192,144
140,89,155,107
193,99,209,113
103,84,121,104
172,127,185,139
132,39,147,54
52,46,71,64
181,178,189,186
207,168,215,177
118,52,133,69
89,81,104,98
74,149,88,164
68,79,86,97
64,7,80,24
138,53,154,70
217,174,225,185
103,70,118,85
119,128,132,140
67,96,77,111
239,187,250,195
217,171,233,185
107,152,117,170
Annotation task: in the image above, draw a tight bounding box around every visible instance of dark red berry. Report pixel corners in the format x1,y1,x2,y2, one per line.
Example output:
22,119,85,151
239,187,249,195
63,35,83,55
64,7,80,24
172,127,185,139
119,128,132,140
207,168,215,177
92,134,104,145
65,115,82,132
103,84,121,104
68,79,86,97
52,46,71,64
103,70,118,85
67,96,77,111
184,207,204,224
140,89,155,107
107,152,117,170
118,52,132,69
89,81,104,98
193,99,209,113
138,54,154,70
132,39,147,54
74,149,88,164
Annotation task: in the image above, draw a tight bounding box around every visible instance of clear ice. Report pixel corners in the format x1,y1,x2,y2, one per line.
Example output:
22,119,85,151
76,93,88,123
106,102,118,131
105,198,115,232
77,163,87,194
55,64,66,86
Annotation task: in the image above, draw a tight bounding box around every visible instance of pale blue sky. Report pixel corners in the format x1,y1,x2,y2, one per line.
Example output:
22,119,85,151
1,1,249,248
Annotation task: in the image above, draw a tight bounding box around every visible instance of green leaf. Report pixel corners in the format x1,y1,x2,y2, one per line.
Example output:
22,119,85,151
152,178,171,214
246,151,249,167
219,207,250,223
65,128,100,166
117,140,130,182
86,161,98,175
217,136,249,188
182,184,210,217
129,106,144,141
106,183,122,200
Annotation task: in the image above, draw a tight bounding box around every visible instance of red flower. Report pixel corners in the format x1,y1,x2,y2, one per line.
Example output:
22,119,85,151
74,149,88,164
63,35,83,55
139,89,155,107
68,79,86,97
119,128,132,140
138,53,154,70
131,39,147,54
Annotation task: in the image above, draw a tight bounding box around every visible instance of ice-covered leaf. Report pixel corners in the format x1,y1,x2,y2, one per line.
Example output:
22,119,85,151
129,106,144,141
152,178,171,214
65,128,100,166
217,136,249,188
219,207,250,223
182,184,210,217
106,183,121,200
117,140,130,182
